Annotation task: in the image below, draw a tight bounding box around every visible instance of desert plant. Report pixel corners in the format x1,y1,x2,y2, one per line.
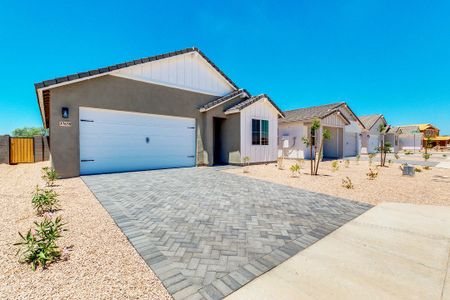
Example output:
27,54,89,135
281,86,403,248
289,163,301,177
14,216,66,271
423,153,431,161
314,127,331,175
366,168,378,180
277,157,284,170
368,153,376,166
41,167,58,187
31,186,59,215
423,165,431,170
415,167,422,173
242,156,250,173
341,177,354,189
331,160,339,172
404,150,413,155
443,154,447,158
394,152,400,160
355,154,360,165
388,159,393,165
344,159,350,168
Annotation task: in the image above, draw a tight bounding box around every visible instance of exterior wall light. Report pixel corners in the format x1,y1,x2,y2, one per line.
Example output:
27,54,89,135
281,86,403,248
62,107,69,118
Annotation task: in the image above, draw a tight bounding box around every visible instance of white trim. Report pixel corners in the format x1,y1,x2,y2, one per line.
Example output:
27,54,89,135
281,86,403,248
199,90,249,112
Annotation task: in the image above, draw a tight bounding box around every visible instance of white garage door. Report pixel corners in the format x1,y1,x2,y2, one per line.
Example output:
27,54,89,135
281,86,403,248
344,132,358,157
79,107,196,175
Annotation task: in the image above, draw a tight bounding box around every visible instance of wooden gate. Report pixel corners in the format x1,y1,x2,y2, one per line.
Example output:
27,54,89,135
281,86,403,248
10,138,34,164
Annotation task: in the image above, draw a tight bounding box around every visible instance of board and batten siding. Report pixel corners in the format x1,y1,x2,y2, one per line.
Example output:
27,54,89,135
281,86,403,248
112,52,234,96
240,99,279,163
278,122,310,159
322,113,346,127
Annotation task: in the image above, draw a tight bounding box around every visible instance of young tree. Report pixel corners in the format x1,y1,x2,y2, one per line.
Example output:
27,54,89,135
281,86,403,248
302,119,321,175
314,128,331,175
376,124,392,167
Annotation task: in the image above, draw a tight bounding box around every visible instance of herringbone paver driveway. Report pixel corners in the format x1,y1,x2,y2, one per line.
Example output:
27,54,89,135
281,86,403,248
83,167,372,300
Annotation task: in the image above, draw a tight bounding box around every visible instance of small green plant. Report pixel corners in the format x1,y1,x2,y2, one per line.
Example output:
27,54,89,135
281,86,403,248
14,216,66,271
404,150,413,155
344,159,350,168
415,167,422,173
331,160,339,172
289,163,301,177
366,168,378,180
368,153,376,166
423,165,431,170
41,167,58,187
443,154,447,158
355,154,360,165
242,156,250,173
394,152,400,160
388,159,393,165
31,186,59,215
277,157,284,170
422,153,431,161
341,177,354,189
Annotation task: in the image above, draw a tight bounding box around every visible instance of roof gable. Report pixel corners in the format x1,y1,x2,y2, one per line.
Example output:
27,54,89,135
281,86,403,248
359,114,386,130
34,48,238,93
224,94,284,117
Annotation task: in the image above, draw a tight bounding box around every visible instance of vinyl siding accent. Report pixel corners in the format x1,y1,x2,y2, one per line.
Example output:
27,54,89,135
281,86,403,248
240,99,278,163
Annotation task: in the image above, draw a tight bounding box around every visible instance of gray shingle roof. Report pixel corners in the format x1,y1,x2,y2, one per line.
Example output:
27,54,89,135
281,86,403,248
34,47,239,90
224,94,284,116
359,114,384,130
280,102,345,123
199,89,249,112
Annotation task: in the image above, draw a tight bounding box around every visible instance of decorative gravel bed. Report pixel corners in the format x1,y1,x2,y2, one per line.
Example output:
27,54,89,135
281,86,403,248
0,162,171,299
225,159,450,206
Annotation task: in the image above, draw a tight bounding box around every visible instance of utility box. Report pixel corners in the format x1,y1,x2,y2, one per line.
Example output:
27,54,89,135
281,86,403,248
402,164,415,176
282,135,289,148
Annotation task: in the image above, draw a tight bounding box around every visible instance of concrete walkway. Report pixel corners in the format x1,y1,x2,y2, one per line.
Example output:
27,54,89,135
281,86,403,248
227,203,450,300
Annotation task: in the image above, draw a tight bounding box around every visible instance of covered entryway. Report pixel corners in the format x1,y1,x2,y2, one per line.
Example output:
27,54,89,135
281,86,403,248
79,107,196,175
323,127,343,159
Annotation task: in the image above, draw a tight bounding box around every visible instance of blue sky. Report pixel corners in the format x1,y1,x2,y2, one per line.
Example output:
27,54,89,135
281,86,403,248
1,0,449,134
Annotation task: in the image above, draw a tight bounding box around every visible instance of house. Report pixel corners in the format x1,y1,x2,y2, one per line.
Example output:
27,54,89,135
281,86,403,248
35,48,284,178
278,102,365,159
395,123,448,150
359,114,400,153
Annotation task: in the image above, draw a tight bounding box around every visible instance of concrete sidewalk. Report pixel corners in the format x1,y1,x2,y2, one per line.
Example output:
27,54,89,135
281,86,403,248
227,203,450,300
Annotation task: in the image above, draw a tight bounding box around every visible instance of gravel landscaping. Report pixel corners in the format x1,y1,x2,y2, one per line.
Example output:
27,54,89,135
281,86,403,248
225,159,450,206
0,162,171,299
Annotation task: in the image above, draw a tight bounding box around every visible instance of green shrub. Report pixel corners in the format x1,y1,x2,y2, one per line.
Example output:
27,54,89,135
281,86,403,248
368,153,376,165
355,155,361,165
423,165,431,170
404,150,413,155
32,186,59,215
422,153,431,161
415,167,422,172
367,168,378,180
14,216,66,271
289,163,301,177
331,160,339,172
41,167,58,187
341,177,354,189
344,160,350,168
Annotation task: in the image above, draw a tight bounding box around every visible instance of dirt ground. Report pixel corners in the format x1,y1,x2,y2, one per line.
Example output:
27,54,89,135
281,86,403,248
225,159,450,206
0,162,171,299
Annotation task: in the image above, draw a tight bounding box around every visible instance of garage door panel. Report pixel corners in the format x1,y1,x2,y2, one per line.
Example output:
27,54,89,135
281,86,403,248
80,107,196,175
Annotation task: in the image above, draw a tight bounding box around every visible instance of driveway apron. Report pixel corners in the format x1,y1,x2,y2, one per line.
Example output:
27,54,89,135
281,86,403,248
83,167,372,300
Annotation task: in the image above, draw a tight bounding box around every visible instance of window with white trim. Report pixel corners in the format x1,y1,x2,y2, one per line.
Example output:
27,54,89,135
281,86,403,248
252,119,269,145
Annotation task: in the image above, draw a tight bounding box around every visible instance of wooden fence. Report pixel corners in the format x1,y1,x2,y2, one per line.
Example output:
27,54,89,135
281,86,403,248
0,135,50,164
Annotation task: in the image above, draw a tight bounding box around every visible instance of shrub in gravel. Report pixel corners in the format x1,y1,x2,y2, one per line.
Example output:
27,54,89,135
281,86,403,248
41,167,58,187
341,177,354,189
331,160,339,172
32,186,59,215
344,160,350,168
366,168,378,180
242,156,250,173
289,163,301,177
15,216,66,271
368,153,376,165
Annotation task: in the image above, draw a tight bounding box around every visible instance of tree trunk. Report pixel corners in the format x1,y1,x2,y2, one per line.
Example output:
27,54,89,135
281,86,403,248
310,142,313,175
314,136,324,175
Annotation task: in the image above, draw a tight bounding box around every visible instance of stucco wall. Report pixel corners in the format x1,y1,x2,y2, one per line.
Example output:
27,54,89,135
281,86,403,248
49,75,226,177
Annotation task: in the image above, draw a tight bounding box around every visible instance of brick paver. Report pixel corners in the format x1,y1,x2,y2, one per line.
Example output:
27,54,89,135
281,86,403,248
83,167,371,300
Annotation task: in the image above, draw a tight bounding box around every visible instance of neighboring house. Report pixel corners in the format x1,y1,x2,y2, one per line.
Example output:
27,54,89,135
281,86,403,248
278,102,365,159
359,114,400,153
395,123,447,150
35,48,284,177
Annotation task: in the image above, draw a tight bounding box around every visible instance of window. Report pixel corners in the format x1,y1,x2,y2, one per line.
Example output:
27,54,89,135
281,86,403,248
252,119,269,145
